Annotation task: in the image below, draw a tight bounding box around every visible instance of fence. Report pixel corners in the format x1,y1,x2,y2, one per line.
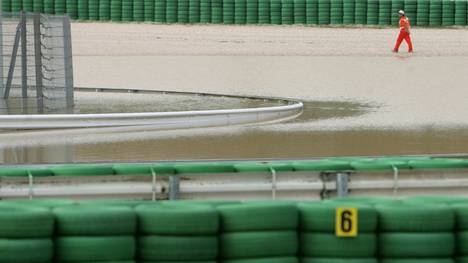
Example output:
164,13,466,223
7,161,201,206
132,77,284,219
2,0,467,26
0,11,74,114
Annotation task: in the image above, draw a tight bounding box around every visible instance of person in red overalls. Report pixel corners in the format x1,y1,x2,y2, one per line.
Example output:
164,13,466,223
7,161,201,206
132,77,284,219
393,10,413,53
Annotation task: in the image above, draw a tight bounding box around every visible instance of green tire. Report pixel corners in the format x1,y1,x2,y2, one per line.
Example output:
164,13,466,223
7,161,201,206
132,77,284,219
0,204,53,238
298,202,377,233
53,206,136,235
221,231,298,259
136,204,219,235
453,204,468,230
138,235,217,261
218,202,298,232
55,236,135,262
457,257,468,263
376,203,455,232
378,232,455,257
0,238,53,263
300,233,377,257
456,231,468,255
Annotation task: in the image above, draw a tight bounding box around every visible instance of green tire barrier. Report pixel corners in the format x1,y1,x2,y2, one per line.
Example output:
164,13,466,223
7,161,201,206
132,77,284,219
306,0,319,24
302,259,378,263
455,0,467,25
33,0,44,12
88,0,99,19
376,203,455,232
122,0,133,21
330,0,343,24
405,0,418,22
99,0,111,20
212,0,223,23
189,0,201,23
143,0,154,21
155,0,166,22
12,0,22,12
224,258,298,263
270,0,281,24
0,205,53,238
342,0,354,23
392,0,405,24
298,202,377,232
22,0,33,11
166,0,178,22
136,204,219,235
54,0,65,13
201,0,212,22
457,231,468,256
178,0,189,23
378,232,455,257
294,0,306,23
55,236,135,262
454,205,468,230
300,232,377,257
235,0,247,24
318,0,331,24
223,0,235,23
0,238,53,263
133,0,144,21
366,0,378,24
442,0,455,25
78,0,88,19
417,0,431,25
53,206,136,235
66,0,78,19
246,0,258,23
110,0,122,21
138,235,218,261
218,202,298,232
282,0,294,24
221,231,298,259
354,0,367,24
430,0,443,25
2,0,12,12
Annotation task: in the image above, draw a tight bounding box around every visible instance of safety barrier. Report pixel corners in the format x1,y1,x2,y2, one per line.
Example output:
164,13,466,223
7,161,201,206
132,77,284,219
2,0,468,26
0,197,467,262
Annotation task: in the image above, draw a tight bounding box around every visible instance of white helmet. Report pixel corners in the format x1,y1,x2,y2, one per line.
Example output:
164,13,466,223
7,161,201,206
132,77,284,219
399,10,405,15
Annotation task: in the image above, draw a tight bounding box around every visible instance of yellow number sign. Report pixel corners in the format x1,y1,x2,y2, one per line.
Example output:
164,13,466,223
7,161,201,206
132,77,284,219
335,207,358,237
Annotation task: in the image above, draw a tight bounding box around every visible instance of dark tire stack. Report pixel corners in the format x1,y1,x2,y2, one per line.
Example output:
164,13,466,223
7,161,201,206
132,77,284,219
429,0,443,25
330,0,343,24
33,0,44,12
200,0,211,23
99,0,111,20
2,0,12,12
258,0,270,23
404,0,418,23
66,0,79,19
44,0,54,13
178,0,189,23
377,204,455,263
417,0,430,25
136,204,219,263
219,202,299,263
189,0,201,23
270,0,282,24
0,205,54,263
343,0,355,24
294,0,306,24
77,0,88,19
282,0,294,24
132,0,144,21
442,0,455,25
54,205,136,263
211,0,223,23
22,0,33,11
122,0,133,21
110,0,122,20
235,0,247,24
379,0,392,25
299,202,378,263
391,0,404,25
318,0,331,24
454,204,468,263
246,0,258,24
354,0,366,24
454,0,467,25
366,0,378,24
223,0,235,23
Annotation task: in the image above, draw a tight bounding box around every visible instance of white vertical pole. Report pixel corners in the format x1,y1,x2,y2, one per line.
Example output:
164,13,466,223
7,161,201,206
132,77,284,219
0,6,4,95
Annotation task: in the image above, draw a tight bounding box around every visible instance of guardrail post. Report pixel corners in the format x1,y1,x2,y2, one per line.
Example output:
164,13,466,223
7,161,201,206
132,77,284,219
336,172,349,197
168,175,180,200
269,167,277,200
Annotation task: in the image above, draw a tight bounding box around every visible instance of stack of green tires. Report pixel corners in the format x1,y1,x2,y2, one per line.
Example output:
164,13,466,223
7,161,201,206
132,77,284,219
143,0,154,21
391,0,404,25
110,0,122,20
77,0,88,19
246,0,258,24
270,0,282,24
299,202,378,263
211,0,223,23
442,0,455,25
377,203,455,263
166,0,178,22
154,0,165,23
44,0,54,13
282,0,294,24
12,0,22,12
294,0,306,24
235,0,247,24
66,0,78,19
133,0,144,21
56,0,66,14
223,0,235,24
366,0,378,24
33,0,43,12
121,0,133,21
88,0,99,19
330,0,343,24
22,0,33,11
354,0,366,24
0,204,54,263
416,0,430,26
343,0,355,24
189,0,200,23
137,204,219,263
177,0,189,22
429,0,443,26
219,202,298,263
454,0,467,25
318,0,330,24
378,0,391,25
54,205,136,262
200,0,211,23
404,0,418,24
2,0,12,12
306,0,318,24
99,0,111,20
258,0,270,23
454,204,468,263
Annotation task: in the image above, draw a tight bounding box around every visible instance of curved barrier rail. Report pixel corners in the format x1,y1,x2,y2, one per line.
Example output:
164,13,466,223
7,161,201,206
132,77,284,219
2,0,468,27
0,155,467,199
0,88,303,129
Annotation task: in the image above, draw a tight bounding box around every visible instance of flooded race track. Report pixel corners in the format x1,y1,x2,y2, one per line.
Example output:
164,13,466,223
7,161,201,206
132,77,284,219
1,24,468,164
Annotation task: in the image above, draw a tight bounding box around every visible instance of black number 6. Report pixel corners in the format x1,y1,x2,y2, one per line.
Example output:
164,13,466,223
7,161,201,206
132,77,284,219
341,210,353,232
